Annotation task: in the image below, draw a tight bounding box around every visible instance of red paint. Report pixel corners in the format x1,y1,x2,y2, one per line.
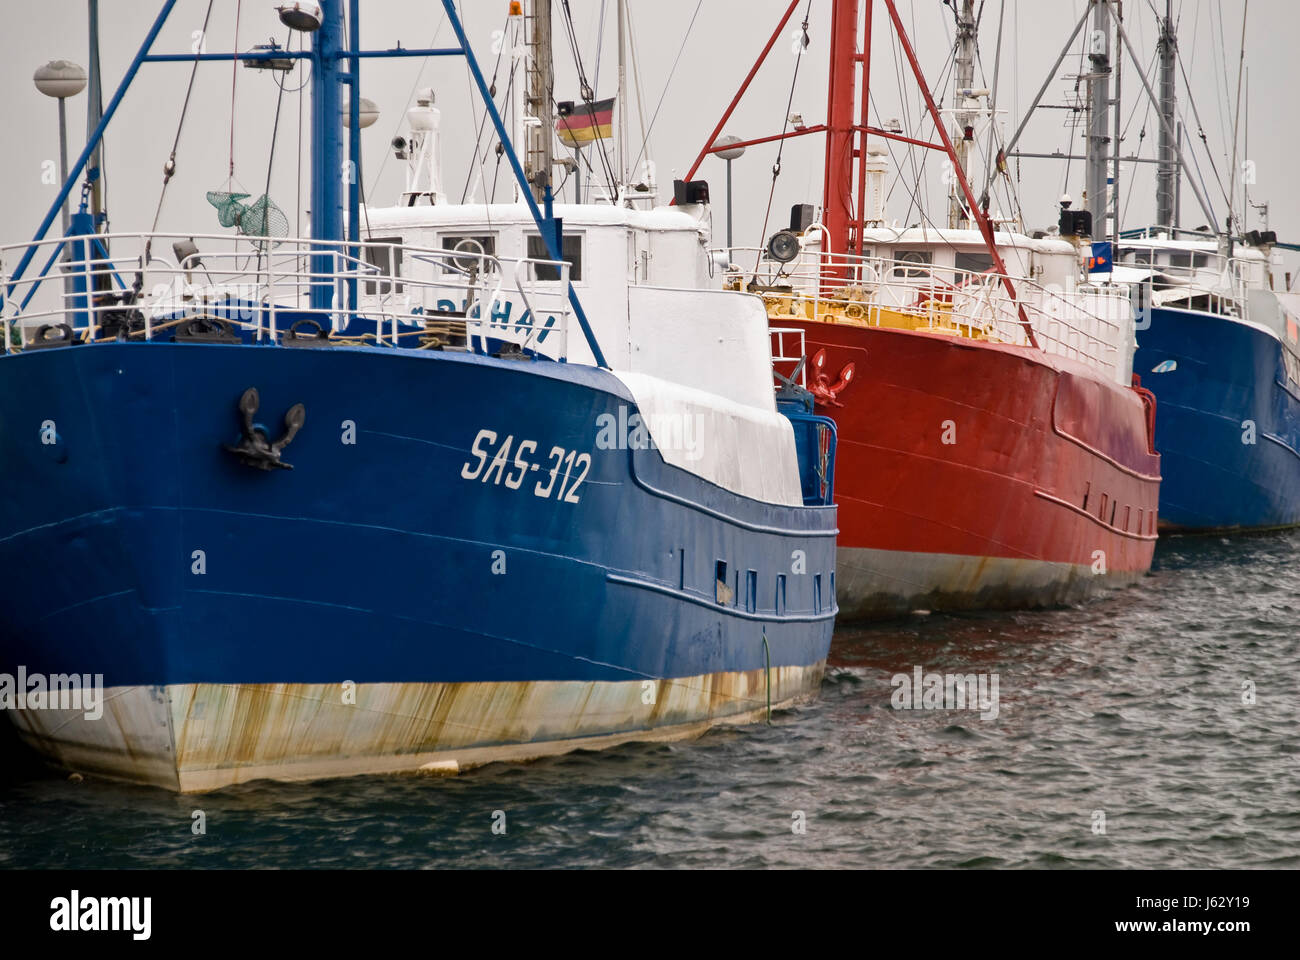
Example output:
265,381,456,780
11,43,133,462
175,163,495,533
823,0,860,266
775,323,1161,586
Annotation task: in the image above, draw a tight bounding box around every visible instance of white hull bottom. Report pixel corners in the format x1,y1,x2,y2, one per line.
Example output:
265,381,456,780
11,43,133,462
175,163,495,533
835,545,1145,621
4,666,824,793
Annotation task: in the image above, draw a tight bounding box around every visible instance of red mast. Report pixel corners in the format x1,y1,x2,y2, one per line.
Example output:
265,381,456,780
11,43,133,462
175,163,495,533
685,0,1037,347
822,0,860,261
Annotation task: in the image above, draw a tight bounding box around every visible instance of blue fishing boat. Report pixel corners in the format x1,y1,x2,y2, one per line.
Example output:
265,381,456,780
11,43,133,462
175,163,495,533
1122,231,1300,532
1003,0,1300,534
0,1,837,791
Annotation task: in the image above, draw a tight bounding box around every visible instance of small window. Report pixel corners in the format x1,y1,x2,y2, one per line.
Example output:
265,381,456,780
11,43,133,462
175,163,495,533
746,570,758,614
813,573,823,615
955,251,994,275
440,233,496,272
364,237,403,295
776,574,787,616
1099,493,1108,522
1123,505,1131,532
715,561,731,605
1110,500,1118,527
893,249,932,278
527,233,583,281
1082,482,1091,511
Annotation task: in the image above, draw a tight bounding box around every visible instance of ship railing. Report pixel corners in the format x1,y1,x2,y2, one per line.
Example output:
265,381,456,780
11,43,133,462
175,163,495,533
721,247,1128,378
1112,250,1255,318
769,326,808,389
0,232,573,359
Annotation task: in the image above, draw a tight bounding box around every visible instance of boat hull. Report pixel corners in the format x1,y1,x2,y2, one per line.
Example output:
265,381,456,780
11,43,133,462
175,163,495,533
775,321,1160,620
1133,305,1300,532
0,342,836,790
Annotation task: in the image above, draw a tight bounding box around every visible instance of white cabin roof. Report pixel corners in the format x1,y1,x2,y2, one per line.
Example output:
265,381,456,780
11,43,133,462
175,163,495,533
361,201,706,235
859,225,1077,256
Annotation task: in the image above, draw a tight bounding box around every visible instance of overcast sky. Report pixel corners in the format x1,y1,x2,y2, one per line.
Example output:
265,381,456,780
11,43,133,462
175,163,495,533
2,1,1295,277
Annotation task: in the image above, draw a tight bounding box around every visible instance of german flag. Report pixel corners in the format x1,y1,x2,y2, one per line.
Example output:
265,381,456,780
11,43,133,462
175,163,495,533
555,97,614,148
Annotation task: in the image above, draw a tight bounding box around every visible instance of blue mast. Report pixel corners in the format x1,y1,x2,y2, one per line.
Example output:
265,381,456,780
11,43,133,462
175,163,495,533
310,0,345,312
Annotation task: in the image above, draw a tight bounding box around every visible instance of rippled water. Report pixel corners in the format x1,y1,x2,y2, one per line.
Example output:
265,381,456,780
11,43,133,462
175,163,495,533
2,533,1297,869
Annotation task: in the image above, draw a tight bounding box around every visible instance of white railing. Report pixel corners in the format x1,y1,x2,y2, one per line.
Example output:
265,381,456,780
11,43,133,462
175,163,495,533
0,232,575,359
1114,248,1254,319
770,326,807,389
722,246,1134,383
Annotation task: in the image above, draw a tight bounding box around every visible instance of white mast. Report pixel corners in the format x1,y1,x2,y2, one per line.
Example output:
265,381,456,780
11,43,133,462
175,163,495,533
947,0,977,230
524,0,554,202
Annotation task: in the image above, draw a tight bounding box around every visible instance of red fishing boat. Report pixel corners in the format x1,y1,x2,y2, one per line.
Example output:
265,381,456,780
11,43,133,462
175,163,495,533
684,0,1161,619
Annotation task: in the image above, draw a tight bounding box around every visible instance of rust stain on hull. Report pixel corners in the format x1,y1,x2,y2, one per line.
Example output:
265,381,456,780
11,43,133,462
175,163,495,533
5,664,825,793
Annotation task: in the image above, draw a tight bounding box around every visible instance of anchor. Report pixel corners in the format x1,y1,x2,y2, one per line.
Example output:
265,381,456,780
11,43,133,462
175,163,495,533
223,387,305,471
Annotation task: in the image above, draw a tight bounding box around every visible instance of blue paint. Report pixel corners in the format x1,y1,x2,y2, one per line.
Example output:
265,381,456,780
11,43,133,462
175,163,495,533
309,0,345,312
1134,305,1300,531
0,343,836,688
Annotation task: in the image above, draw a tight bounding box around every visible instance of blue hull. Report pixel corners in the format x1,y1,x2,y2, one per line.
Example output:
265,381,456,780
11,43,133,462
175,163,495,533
0,342,836,787
1134,306,1300,531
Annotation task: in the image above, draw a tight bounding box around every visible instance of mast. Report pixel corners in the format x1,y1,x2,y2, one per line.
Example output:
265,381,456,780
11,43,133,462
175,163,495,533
524,0,554,202
1155,0,1178,229
1085,0,1112,234
823,0,860,261
947,0,977,230
309,0,345,311
86,0,105,234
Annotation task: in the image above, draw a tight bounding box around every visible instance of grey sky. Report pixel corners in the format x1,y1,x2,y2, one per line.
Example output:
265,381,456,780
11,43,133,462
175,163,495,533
3,1,1295,278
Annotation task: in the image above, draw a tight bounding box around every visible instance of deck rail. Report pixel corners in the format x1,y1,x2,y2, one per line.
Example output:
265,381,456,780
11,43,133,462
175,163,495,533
722,246,1135,382
0,232,574,358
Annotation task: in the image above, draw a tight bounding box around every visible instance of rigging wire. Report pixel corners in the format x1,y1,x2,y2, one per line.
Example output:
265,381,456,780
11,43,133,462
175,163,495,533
623,3,653,179
147,0,217,245
1226,0,1249,232
228,0,243,181
257,29,293,272
558,0,618,198
626,0,704,184
457,5,513,203
752,0,813,277
368,10,446,199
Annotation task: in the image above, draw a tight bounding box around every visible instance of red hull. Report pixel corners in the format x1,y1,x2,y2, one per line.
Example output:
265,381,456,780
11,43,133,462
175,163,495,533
783,322,1161,619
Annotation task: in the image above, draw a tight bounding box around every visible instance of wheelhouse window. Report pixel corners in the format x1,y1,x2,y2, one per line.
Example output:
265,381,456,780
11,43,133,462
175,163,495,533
893,249,933,278
527,233,583,281
364,237,403,294
955,251,994,276
1167,250,1210,270
440,233,497,273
